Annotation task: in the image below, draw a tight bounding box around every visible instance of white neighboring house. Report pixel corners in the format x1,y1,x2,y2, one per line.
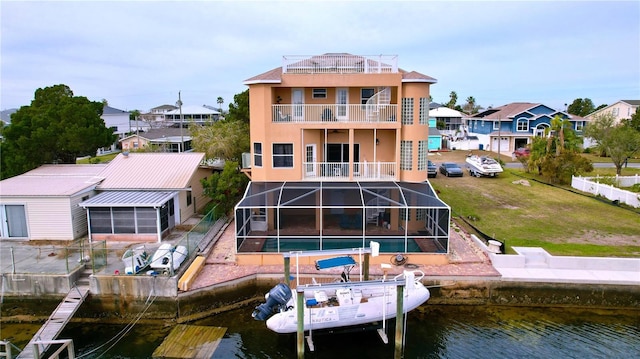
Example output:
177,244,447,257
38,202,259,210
98,105,131,154
0,165,106,240
164,105,221,127
584,100,639,148
585,100,639,124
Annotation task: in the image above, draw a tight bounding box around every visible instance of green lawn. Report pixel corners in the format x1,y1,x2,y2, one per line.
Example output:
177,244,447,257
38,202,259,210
76,152,120,164
430,169,640,257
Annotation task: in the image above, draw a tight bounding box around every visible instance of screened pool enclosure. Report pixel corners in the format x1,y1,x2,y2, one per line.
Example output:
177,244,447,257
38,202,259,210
235,181,450,254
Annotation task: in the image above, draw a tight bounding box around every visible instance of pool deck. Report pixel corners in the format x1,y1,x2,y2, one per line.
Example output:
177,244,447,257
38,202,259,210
188,220,501,291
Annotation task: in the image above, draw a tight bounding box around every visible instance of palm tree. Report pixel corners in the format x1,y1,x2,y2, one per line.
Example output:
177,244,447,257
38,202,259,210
217,96,224,114
464,96,476,114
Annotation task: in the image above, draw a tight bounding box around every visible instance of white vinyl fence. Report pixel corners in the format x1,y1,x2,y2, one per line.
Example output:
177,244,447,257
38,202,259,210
572,175,640,208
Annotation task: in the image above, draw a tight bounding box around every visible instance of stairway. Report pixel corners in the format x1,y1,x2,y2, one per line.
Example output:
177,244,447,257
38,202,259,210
366,87,391,121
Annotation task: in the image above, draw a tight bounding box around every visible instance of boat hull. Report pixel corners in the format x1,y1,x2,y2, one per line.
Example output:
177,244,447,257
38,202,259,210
264,273,430,334
465,156,503,177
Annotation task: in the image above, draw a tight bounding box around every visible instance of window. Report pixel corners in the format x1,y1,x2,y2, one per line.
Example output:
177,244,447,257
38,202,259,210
88,208,113,234
402,98,414,125
186,191,192,207
254,143,263,167
418,140,428,170
400,140,413,170
273,143,294,168
400,208,411,221
575,121,585,131
419,98,429,125
312,88,327,99
416,208,428,221
136,208,157,233
493,121,500,130
612,108,619,116
516,119,528,131
361,88,375,105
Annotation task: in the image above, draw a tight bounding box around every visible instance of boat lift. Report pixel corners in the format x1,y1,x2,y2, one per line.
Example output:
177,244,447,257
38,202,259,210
281,243,410,359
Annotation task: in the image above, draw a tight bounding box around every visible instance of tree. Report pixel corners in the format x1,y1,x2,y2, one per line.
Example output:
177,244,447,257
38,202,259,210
0,84,116,179
191,118,249,162
523,116,593,183
225,89,249,124
462,96,482,114
217,96,224,114
622,107,640,132
201,160,249,215
567,98,596,117
585,112,640,175
446,91,457,109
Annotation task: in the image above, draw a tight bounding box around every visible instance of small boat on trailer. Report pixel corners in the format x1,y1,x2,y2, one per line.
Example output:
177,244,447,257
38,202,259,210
121,245,152,274
252,251,430,335
150,243,188,274
465,155,503,177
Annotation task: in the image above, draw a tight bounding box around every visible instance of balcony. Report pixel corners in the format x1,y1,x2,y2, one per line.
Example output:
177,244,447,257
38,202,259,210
302,162,396,181
273,104,397,123
282,54,398,74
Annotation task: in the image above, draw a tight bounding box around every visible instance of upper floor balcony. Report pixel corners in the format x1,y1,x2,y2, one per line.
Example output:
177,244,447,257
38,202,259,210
282,54,398,74
273,104,397,124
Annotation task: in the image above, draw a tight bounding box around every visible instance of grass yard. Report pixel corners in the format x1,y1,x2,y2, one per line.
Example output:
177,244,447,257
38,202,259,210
76,152,120,164
428,151,640,257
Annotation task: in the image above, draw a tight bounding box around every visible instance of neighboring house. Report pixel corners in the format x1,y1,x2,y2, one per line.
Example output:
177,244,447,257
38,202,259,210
1,108,17,125
120,128,193,153
0,164,106,240
98,105,132,155
164,105,221,127
429,106,468,151
467,102,587,154
235,53,451,264
79,152,211,243
0,153,212,243
585,100,640,124
146,104,179,122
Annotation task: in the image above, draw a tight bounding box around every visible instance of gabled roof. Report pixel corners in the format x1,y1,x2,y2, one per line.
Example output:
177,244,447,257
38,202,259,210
102,105,130,115
165,105,220,115
150,104,178,111
0,108,17,124
96,152,205,190
472,102,541,120
621,100,640,106
429,106,465,118
120,128,185,142
0,164,106,196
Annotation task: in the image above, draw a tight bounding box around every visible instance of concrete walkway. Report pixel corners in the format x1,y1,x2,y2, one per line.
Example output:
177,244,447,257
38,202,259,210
189,220,639,290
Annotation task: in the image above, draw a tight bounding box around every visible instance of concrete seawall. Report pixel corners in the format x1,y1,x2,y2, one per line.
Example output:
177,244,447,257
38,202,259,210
2,276,638,323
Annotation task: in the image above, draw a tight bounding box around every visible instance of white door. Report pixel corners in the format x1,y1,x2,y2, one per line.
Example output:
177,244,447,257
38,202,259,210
305,144,317,176
293,89,304,120
1,204,28,238
336,88,348,120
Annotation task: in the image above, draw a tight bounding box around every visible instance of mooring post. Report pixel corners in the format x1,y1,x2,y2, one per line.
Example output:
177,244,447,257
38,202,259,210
284,257,291,286
394,284,405,359
297,287,305,358
363,253,370,280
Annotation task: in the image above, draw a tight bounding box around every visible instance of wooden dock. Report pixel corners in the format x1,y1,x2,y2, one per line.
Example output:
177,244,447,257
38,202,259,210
17,284,89,359
153,325,227,359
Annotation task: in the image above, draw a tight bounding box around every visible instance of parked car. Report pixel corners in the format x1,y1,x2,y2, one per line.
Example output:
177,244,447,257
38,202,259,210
514,147,530,158
439,162,464,177
427,160,437,178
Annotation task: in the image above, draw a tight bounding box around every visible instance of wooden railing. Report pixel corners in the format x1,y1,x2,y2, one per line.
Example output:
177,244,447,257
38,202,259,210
273,104,397,123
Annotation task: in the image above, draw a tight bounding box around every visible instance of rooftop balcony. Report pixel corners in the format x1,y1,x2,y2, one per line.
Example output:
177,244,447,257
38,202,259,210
282,54,398,74
273,104,397,123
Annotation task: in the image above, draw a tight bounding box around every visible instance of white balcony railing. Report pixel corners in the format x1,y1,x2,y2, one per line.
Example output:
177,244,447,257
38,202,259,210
283,54,398,74
273,104,397,123
302,162,396,181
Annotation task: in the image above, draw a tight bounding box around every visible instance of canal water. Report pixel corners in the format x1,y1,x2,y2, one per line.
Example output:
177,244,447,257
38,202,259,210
2,305,638,358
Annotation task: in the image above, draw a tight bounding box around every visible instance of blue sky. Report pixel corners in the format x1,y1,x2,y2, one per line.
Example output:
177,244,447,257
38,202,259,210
1,0,638,113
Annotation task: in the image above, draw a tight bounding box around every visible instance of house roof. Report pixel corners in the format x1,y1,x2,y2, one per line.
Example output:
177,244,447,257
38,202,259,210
429,107,465,118
96,152,205,190
79,190,177,208
102,105,130,115
0,108,17,124
0,164,106,196
165,106,220,115
150,104,178,111
243,53,437,84
120,128,186,142
621,100,640,106
470,102,583,121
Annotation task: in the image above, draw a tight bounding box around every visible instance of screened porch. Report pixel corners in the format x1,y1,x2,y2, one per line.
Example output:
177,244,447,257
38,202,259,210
234,181,450,254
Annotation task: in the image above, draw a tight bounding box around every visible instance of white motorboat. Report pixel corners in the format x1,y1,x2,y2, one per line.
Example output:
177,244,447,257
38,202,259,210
121,245,152,274
150,243,188,273
465,155,503,177
252,270,430,334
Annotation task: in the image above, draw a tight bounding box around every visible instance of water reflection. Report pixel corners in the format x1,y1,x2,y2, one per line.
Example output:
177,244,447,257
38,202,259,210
3,306,638,358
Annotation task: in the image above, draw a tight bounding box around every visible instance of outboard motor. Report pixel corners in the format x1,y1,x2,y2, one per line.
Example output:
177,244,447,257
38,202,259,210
252,283,292,321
